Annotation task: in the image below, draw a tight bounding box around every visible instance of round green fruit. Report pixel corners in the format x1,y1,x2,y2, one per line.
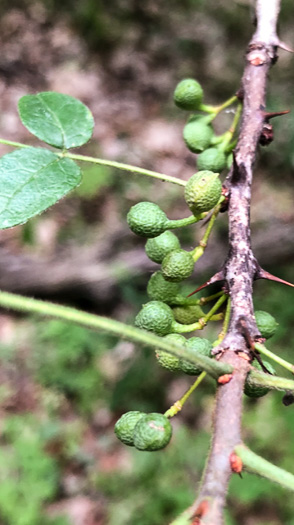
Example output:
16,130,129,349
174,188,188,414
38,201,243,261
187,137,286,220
255,310,278,340
114,411,146,446
147,271,180,303
197,147,227,173
134,301,174,336
155,333,186,372
161,249,195,282
127,202,168,238
244,360,276,398
133,413,172,451
184,171,222,216
145,231,181,264
183,119,214,153
179,337,212,375
173,79,203,111
172,305,204,324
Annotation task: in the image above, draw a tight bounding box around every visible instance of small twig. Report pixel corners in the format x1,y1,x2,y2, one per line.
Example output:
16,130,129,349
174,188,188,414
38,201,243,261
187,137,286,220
235,444,294,491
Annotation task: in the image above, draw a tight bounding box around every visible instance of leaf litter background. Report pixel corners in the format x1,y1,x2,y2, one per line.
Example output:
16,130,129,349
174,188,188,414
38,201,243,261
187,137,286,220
0,1,294,524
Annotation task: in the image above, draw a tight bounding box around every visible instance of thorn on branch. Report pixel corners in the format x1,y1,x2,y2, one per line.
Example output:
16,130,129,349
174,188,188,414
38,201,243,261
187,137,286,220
277,40,294,53
187,270,225,297
255,267,294,288
262,109,290,121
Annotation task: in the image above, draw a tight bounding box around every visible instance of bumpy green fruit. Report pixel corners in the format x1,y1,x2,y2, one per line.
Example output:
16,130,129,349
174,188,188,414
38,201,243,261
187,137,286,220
173,79,203,111
255,311,278,339
244,360,276,398
179,337,212,375
135,301,174,336
114,411,146,446
183,119,214,153
161,249,195,282
127,202,168,238
147,271,180,303
172,305,204,324
184,171,222,216
197,147,227,173
155,333,186,372
133,413,172,451
145,231,181,263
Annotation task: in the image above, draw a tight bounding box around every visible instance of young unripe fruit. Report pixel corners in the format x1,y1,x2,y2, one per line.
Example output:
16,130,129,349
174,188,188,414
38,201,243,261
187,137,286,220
147,271,180,303
197,147,227,173
155,333,186,372
184,171,222,216
114,411,146,446
172,305,204,324
179,337,212,375
173,79,203,111
145,231,181,264
161,249,195,282
133,413,172,451
183,119,214,153
135,301,174,336
244,360,276,398
255,311,278,340
127,202,168,238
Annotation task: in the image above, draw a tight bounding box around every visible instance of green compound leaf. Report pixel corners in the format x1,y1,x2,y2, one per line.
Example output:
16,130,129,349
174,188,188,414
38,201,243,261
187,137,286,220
18,92,94,149
0,147,81,229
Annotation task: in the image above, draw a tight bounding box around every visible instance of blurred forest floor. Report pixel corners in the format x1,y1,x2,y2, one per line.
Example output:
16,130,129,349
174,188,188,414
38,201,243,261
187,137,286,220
0,1,294,524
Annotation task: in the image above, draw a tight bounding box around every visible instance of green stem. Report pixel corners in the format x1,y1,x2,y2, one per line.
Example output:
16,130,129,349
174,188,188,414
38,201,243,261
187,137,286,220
169,291,224,307
0,290,232,379
213,298,231,346
62,151,186,187
212,95,238,118
235,444,294,492
254,342,294,374
167,213,206,230
198,291,225,306
164,371,207,418
173,294,227,334
218,103,242,151
248,369,294,392
191,202,222,263
0,138,186,187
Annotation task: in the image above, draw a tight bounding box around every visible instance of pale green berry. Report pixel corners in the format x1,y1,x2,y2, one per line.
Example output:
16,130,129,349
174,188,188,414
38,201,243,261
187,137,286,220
127,202,168,238
173,79,203,111
172,305,204,325
134,301,174,336
161,249,195,282
197,147,227,173
133,413,172,451
244,360,276,398
145,231,181,264
183,118,214,153
114,411,146,446
179,337,212,375
147,271,180,303
255,311,278,340
155,333,186,372
184,171,222,216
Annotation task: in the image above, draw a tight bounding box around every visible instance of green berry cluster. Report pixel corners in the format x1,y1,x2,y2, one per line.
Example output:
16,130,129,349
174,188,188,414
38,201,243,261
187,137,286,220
115,411,172,451
173,78,237,173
